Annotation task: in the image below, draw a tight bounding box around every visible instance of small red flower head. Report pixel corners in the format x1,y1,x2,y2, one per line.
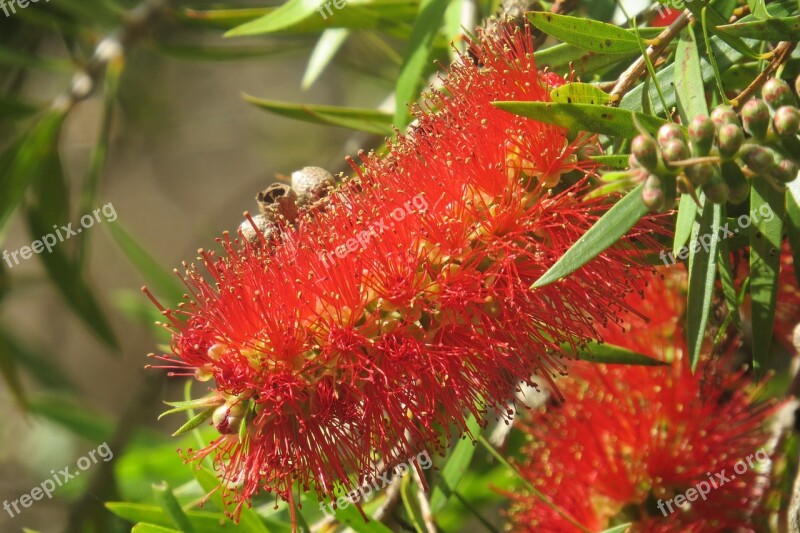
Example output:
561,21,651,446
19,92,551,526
149,24,659,522
506,269,779,532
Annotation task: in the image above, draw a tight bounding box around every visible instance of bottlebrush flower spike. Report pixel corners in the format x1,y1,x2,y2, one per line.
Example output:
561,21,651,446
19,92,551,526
148,24,660,525
506,269,779,532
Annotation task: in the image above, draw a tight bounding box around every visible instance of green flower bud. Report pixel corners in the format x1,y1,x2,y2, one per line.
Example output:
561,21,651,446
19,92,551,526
631,134,659,170
741,99,770,140
688,115,715,156
711,105,738,130
773,157,799,183
642,174,666,212
721,162,749,205
657,123,686,147
717,123,744,159
762,78,796,109
685,162,714,186
739,144,775,174
772,105,800,137
661,138,690,166
703,173,729,204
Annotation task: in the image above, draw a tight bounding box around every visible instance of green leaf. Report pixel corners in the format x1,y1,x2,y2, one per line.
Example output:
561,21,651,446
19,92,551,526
717,16,800,40
400,474,425,533
226,0,326,36
302,28,350,90
674,24,709,121
674,195,698,252
194,466,272,532
0,112,65,238
600,525,631,533
590,155,630,169
153,482,195,533
527,12,649,54
243,95,394,135
28,397,113,442
24,144,120,351
394,0,451,129
0,328,75,392
106,223,185,304
493,102,668,138
429,415,481,513
746,0,771,20
160,397,225,419
534,28,663,73
0,335,25,407
571,341,668,366
171,407,215,437
532,185,649,288
550,82,610,105
749,179,785,377
787,187,800,286
686,198,721,371
0,94,38,121
131,525,182,533
106,503,231,533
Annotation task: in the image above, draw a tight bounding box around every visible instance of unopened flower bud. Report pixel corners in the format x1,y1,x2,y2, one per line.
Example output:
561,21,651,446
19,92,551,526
773,157,799,183
703,173,729,204
772,106,800,137
741,99,770,140
631,135,659,170
711,105,738,129
238,213,277,243
739,144,775,174
657,123,686,147
688,115,715,156
717,123,744,159
685,162,714,186
642,174,675,213
291,166,335,206
721,162,749,204
213,402,246,435
762,78,796,109
577,144,602,160
661,138,690,166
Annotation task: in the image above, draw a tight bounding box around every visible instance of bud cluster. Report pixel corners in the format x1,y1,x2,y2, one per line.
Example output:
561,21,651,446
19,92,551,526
626,76,800,212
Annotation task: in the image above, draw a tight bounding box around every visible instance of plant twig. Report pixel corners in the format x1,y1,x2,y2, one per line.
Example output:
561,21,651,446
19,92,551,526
609,10,691,104
51,0,166,114
730,41,797,108
411,464,437,533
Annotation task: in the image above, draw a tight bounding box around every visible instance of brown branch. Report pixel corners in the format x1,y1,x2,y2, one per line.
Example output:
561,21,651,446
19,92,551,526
730,41,797,108
609,11,691,104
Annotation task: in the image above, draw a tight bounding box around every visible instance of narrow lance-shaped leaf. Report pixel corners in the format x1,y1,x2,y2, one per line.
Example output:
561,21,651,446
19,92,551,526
243,95,394,136
571,341,669,366
532,184,649,288
493,101,669,138
171,407,215,436
787,187,800,286
686,198,722,371
152,482,195,533
429,415,482,512
749,179,785,377
225,0,325,36
527,12,651,54
717,15,800,40
394,0,451,129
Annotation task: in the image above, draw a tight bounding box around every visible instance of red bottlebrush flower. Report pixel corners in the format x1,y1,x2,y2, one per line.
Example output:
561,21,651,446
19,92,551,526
506,269,779,532
149,24,660,523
